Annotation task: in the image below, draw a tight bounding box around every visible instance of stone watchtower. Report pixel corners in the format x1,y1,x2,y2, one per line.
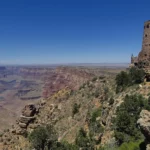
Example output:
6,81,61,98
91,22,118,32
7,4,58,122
138,20,150,63
131,20,150,70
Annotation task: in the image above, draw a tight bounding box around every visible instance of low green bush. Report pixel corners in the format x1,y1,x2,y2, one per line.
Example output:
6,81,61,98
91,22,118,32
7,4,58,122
99,140,145,150
91,108,101,122
28,125,57,150
56,141,79,150
114,94,150,145
75,128,94,149
109,97,114,105
92,77,97,82
115,67,145,93
118,140,145,150
72,103,80,116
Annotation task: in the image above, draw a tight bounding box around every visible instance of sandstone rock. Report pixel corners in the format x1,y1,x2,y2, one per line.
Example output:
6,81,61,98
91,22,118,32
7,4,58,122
103,103,108,109
94,133,103,142
22,104,36,117
147,144,150,150
40,99,46,106
19,115,35,124
15,127,26,135
18,123,27,128
28,123,38,129
137,110,150,149
137,110,150,142
58,104,62,110
96,117,101,121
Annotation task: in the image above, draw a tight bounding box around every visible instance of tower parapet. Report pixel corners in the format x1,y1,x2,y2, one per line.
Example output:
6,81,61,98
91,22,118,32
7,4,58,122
131,54,138,66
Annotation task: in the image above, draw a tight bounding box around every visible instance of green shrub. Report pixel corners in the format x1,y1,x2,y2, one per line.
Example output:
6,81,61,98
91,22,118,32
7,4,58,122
72,103,80,116
148,96,150,105
75,128,94,149
28,124,57,150
118,140,145,150
56,141,79,150
91,108,101,122
99,76,105,80
114,94,149,145
99,140,145,150
0,132,3,137
79,83,86,90
22,130,28,138
99,145,118,150
88,108,104,144
94,90,100,98
109,97,114,105
115,67,145,93
92,77,97,82
115,71,130,92
129,67,145,84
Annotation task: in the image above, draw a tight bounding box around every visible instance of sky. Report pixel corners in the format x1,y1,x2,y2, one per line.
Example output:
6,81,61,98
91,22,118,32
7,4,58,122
0,0,150,64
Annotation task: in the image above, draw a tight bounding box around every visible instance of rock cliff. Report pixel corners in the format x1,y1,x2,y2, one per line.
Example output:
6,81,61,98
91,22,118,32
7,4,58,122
138,110,150,150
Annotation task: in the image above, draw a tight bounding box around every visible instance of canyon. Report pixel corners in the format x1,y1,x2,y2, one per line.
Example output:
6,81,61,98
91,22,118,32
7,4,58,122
0,65,125,132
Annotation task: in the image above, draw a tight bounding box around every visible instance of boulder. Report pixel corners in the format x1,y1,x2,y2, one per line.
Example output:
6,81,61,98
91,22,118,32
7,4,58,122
40,99,46,106
15,127,26,135
28,123,38,129
19,115,35,124
18,123,27,128
147,144,150,150
137,110,150,150
137,110,150,142
22,104,36,117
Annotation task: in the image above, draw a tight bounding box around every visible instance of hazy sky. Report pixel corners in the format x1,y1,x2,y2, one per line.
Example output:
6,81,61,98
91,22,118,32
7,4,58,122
0,0,149,64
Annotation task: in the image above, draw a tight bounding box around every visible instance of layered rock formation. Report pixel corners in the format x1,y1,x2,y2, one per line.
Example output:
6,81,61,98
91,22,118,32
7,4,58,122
0,104,38,149
42,66,94,98
3,66,94,98
0,66,117,99
18,67,54,79
13,104,37,135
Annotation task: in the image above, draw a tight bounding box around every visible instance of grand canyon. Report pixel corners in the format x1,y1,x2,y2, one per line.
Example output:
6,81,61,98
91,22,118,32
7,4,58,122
0,65,125,132
1,0,150,150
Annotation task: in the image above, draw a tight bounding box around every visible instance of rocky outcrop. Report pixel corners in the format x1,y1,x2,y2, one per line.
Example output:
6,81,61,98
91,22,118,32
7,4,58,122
22,104,36,117
0,104,40,149
137,110,150,150
12,104,37,135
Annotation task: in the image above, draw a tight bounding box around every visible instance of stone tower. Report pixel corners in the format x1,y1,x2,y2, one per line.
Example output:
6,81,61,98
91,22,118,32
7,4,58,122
138,20,150,62
131,20,150,69
130,20,150,81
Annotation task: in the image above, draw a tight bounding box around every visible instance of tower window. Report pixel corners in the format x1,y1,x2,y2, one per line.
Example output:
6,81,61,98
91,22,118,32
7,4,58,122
147,24,149,28
145,34,148,37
